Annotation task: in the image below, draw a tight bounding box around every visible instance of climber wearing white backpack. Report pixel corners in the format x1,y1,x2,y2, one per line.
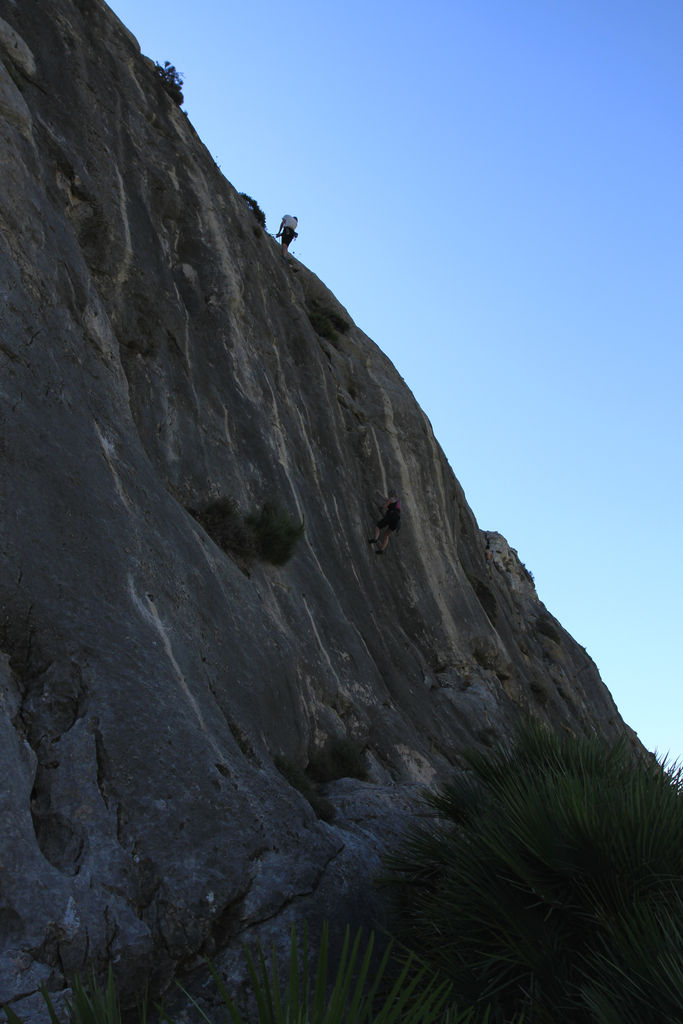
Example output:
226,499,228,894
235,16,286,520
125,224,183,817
276,214,298,258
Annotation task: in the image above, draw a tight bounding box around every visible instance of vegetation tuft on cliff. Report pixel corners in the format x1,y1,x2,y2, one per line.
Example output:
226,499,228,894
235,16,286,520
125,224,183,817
382,724,683,1023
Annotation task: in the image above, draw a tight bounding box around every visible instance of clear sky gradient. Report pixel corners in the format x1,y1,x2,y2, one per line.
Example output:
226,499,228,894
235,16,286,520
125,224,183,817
106,0,682,763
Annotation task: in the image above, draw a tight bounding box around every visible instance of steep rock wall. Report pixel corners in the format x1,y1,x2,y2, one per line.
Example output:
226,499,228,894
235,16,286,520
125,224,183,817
0,0,632,1017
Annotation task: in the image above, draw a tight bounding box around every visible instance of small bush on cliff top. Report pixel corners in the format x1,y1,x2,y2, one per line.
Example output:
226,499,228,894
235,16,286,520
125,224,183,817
154,60,184,105
239,192,266,229
382,722,683,1023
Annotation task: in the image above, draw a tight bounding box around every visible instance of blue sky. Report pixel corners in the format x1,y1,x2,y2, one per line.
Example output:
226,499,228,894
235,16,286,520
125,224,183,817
106,0,682,764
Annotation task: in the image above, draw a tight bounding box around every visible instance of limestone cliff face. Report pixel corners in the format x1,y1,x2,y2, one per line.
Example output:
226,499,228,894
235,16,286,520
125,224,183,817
0,0,632,1017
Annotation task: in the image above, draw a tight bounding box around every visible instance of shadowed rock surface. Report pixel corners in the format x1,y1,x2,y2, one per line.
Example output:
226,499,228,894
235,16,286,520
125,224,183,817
0,0,636,1018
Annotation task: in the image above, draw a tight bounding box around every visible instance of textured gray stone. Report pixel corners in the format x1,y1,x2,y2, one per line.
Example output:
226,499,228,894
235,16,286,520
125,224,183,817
0,0,637,1018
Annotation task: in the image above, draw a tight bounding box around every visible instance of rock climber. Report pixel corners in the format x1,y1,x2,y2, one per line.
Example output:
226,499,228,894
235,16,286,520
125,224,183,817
276,215,298,258
369,491,401,554
485,537,494,574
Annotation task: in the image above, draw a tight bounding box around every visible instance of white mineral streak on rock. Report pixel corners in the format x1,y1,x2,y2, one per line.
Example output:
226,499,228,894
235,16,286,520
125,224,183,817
0,60,32,136
61,897,80,940
0,18,36,78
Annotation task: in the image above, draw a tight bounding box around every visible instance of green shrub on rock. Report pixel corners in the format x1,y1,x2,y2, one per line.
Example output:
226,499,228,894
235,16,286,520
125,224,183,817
188,923,454,1024
306,301,350,342
382,723,683,1024
239,193,266,229
3,967,126,1024
191,498,257,561
245,502,304,566
154,61,184,105
190,498,303,567
4,928,515,1024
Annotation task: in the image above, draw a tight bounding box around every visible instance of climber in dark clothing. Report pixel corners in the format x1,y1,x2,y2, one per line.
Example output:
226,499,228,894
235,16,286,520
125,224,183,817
369,492,401,554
